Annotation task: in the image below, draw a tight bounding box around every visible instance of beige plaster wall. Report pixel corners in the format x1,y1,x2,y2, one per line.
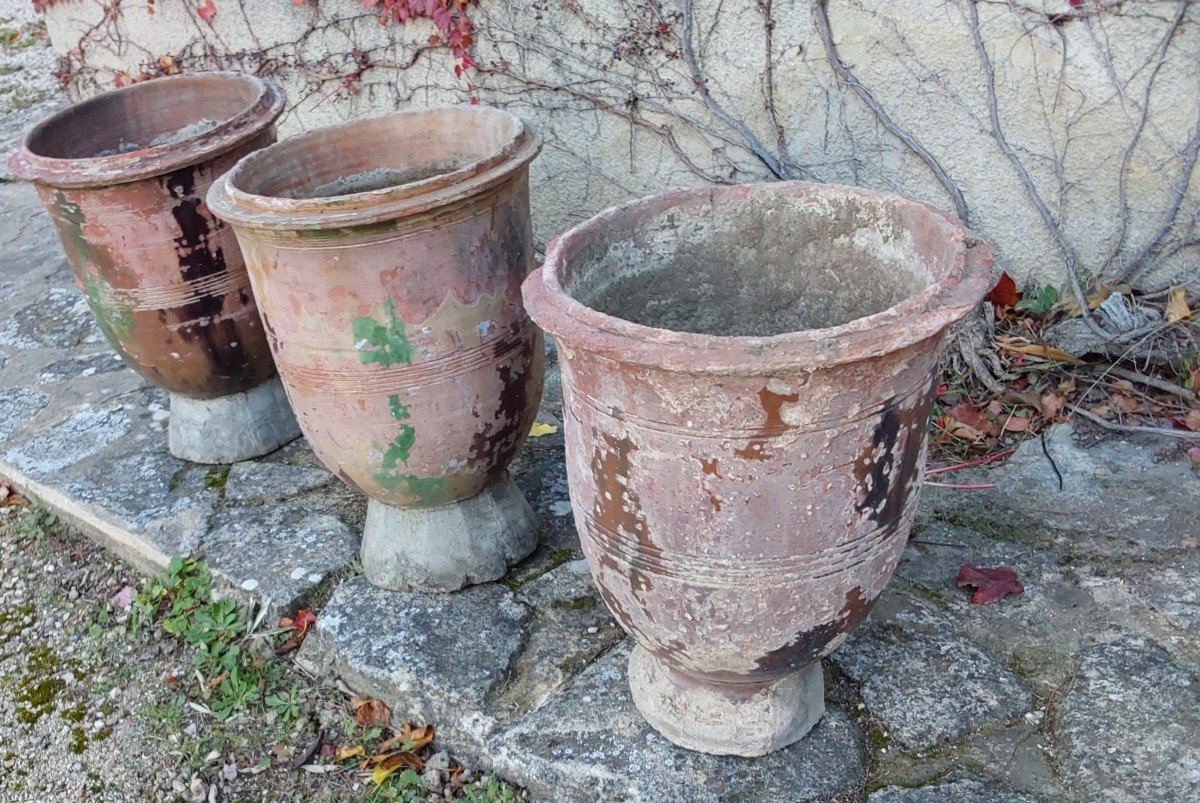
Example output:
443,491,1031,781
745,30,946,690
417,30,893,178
41,0,1200,289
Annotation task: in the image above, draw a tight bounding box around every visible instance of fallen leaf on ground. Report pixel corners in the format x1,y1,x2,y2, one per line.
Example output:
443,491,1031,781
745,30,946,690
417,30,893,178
937,414,986,443
352,697,391,729
1040,392,1067,419
947,403,996,439
1185,410,1200,432
987,272,1019,307
0,480,25,507
1060,283,1115,317
956,564,1025,605
399,722,434,750
275,608,320,655
1002,416,1031,432
334,744,364,763
1166,288,1192,324
110,585,134,611
529,422,558,437
999,342,1086,365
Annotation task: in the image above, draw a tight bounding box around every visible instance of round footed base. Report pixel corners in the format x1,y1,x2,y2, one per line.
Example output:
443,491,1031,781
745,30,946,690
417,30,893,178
361,472,537,592
168,378,301,464
628,645,825,757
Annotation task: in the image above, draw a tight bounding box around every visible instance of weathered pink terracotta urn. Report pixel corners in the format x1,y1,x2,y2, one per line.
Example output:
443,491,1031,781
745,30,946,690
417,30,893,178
207,106,543,592
522,182,994,756
9,72,299,464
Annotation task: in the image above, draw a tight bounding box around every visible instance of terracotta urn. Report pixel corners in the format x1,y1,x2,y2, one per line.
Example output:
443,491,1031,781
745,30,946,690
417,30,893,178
207,106,544,592
522,182,994,756
9,72,299,464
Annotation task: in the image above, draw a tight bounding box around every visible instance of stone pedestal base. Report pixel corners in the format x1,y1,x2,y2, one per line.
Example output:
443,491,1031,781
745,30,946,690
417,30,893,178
361,472,537,592
628,645,825,757
168,377,301,464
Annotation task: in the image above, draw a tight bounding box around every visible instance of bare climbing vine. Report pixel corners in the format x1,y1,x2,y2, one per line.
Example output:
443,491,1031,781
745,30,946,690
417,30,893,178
38,0,1200,383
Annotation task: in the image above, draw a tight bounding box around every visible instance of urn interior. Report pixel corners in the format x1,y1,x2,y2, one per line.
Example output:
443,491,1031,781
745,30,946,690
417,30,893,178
223,106,527,207
561,188,951,337
24,73,264,162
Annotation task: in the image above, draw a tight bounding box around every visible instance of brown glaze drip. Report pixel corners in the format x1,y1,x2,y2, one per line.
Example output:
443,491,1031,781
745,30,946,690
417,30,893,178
734,387,799,461
162,165,248,381
753,586,875,675
468,327,536,480
854,384,935,525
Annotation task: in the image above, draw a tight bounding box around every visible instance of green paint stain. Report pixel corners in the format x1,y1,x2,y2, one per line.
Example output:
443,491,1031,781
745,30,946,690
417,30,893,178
53,192,133,341
80,268,133,340
351,296,412,368
373,393,417,490
401,474,446,504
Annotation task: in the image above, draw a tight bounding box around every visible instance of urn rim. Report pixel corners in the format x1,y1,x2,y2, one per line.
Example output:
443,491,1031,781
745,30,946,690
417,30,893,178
206,104,542,232
8,71,285,189
524,181,995,375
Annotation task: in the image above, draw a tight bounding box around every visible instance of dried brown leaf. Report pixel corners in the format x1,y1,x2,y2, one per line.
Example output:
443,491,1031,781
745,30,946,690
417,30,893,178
1166,288,1192,324
352,697,391,729
334,744,365,763
999,342,1086,365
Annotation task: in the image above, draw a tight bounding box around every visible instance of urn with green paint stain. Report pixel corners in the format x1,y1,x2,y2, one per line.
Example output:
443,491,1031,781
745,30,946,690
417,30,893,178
9,73,300,464
208,106,544,592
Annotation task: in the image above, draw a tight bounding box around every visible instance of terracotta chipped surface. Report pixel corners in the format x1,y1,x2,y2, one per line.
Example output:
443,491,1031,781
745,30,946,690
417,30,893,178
208,106,544,509
9,73,285,400
524,181,994,751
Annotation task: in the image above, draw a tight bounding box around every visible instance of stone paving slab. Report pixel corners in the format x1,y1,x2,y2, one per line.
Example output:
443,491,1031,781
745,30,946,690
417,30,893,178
493,641,868,803
830,591,1033,752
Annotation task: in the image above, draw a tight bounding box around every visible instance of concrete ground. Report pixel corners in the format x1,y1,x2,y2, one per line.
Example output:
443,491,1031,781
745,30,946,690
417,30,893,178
1,6,1198,801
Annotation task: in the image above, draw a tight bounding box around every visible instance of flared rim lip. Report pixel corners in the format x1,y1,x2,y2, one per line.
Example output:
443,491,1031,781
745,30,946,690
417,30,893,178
524,181,996,375
8,71,286,189
206,105,543,232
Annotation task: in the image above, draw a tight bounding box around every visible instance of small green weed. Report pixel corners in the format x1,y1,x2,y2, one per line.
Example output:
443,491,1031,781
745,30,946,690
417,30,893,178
131,557,286,722
461,777,518,803
16,506,58,541
1015,283,1060,316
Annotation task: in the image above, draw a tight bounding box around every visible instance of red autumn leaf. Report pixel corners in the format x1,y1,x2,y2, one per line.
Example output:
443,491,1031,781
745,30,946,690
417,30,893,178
197,0,217,22
956,564,1024,604
1002,416,1031,433
948,402,997,438
293,608,318,635
987,272,1019,308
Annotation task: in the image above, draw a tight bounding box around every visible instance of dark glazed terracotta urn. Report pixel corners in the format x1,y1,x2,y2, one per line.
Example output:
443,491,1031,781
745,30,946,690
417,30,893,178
522,182,994,756
207,106,543,592
9,72,299,464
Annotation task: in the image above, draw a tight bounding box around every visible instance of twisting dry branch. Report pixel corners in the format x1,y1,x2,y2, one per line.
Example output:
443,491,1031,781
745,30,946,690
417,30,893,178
813,0,970,222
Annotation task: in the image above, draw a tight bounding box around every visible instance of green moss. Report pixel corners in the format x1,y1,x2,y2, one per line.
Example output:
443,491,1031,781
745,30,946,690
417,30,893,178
15,678,65,724
503,548,578,591
553,595,598,612
69,727,88,754
0,603,35,645
62,702,87,723
204,465,230,491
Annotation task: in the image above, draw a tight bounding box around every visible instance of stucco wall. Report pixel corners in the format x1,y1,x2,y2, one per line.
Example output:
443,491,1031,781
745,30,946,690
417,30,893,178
41,0,1200,290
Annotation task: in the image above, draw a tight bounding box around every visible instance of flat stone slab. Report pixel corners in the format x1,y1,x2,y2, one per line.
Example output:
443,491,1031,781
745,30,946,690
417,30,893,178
296,576,532,751
868,776,1040,802
1056,638,1200,802
492,641,868,802
926,424,1200,558
831,592,1032,752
